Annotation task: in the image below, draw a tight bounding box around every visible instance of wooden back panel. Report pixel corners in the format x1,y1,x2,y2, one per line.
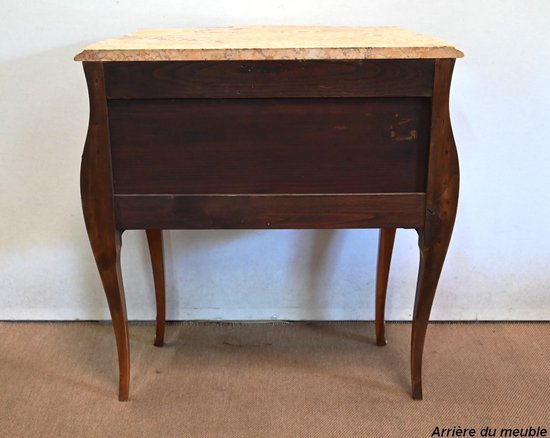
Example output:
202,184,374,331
109,97,430,195
104,60,434,99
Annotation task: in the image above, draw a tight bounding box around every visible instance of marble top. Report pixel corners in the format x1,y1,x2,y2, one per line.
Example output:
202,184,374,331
74,26,463,62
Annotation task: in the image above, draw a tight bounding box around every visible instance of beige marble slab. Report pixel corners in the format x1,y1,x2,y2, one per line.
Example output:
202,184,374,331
74,26,463,61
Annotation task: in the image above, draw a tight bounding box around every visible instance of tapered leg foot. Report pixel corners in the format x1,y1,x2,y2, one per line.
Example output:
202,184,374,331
87,228,130,401
375,228,396,346
146,229,166,347
118,352,130,401
411,241,450,401
412,383,423,400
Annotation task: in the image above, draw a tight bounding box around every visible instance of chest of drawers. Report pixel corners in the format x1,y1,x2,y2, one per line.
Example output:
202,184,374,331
75,26,463,400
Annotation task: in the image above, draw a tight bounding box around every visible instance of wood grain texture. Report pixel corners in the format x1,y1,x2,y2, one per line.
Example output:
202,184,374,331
108,98,431,195
375,228,396,346
410,59,460,400
104,60,434,98
81,62,130,401
145,230,166,347
114,194,425,230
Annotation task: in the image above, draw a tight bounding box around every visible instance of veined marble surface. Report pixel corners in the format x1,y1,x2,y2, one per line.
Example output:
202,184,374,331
74,26,463,61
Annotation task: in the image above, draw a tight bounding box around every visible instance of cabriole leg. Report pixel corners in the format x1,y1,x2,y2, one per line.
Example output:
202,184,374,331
145,229,166,347
87,229,130,401
410,58,459,400
375,228,396,346
81,61,130,401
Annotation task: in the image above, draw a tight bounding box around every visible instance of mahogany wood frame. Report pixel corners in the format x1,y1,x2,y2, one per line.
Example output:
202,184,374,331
80,58,459,401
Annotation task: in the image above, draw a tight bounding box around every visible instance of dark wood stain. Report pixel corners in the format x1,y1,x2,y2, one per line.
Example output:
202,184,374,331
79,56,460,401
104,60,434,99
114,194,426,230
108,98,431,195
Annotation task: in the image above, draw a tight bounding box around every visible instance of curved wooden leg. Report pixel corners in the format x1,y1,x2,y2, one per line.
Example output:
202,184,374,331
146,229,166,347
375,228,396,346
411,240,448,400
82,190,129,400
92,231,130,402
81,62,130,401
410,58,459,400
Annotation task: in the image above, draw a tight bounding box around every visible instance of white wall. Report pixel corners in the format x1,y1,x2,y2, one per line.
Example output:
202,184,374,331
1,1,549,321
